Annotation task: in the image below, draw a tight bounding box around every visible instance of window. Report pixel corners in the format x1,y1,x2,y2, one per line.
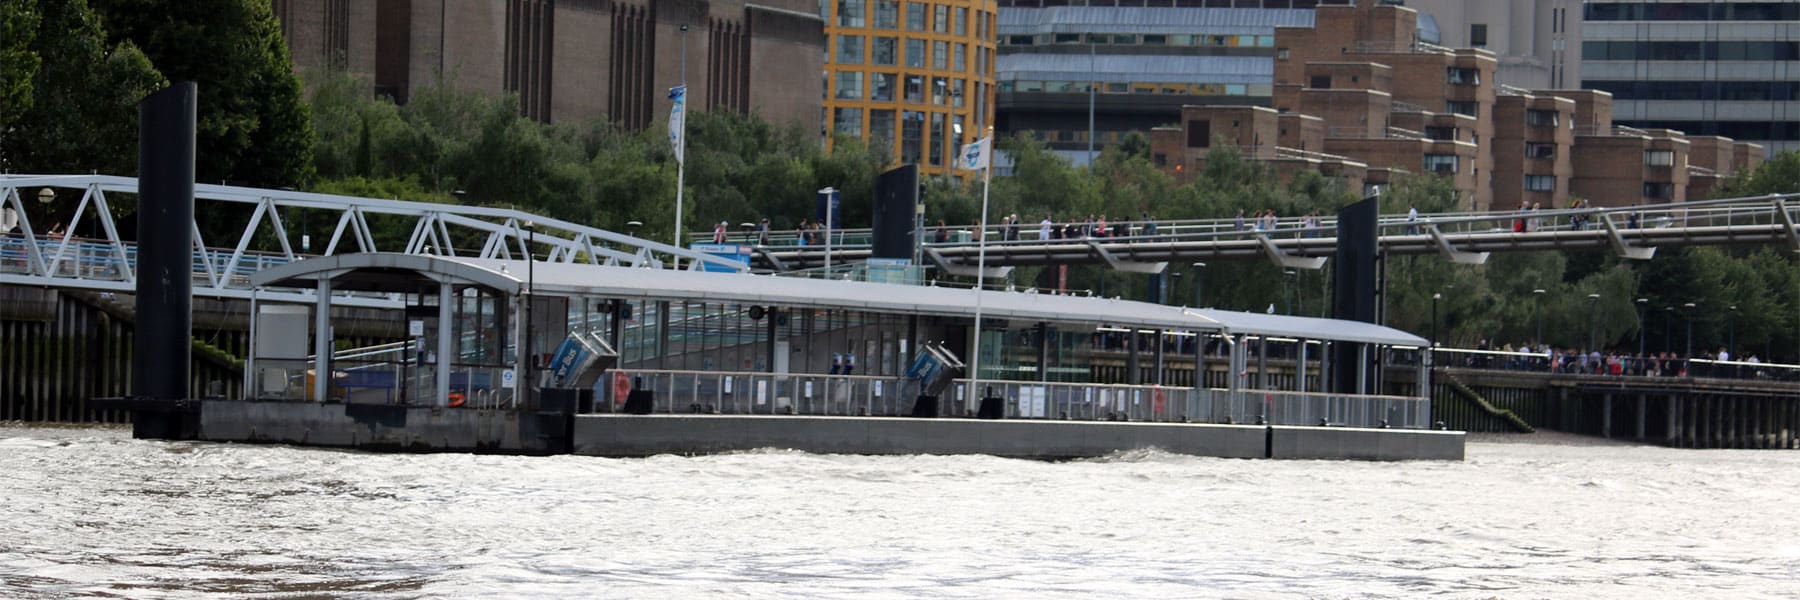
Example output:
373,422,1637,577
1447,67,1479,85
1645,150,1675,166
953,44,966,72
1277,47,1290,60
838,35,864,64
1425,126,1458,140
1310,75,1331,89
951,78,965,107
1526,142,1556,159
834,107,863,137
1112,34,1137,44
838,0,864,27
1143,34,1167,45
929,112,946,165
933,5,948,33
901,110,924,164
1526,109,1558,127
905,38,925,67
904,74,924,103
873,36,898,65
932,76,948,104
905,2,925,30
1054,33,1080,44
874,0,899,28
870,109,896,147
1446,101,1477,116
1186,120,1211,148
1423,154,1459,174
836,71,863,100
1005,35,1033,46
932,41,948,70
871,72,895,101
955,7,967,36
1644,182,1674,199
1469,24,1488,48
1524,175,1555,191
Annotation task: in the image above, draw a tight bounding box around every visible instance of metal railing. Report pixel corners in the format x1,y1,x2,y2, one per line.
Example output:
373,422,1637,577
597,368,1432,429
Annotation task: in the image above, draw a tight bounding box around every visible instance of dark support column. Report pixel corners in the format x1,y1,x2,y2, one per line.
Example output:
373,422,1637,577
1127,330,1141,385
609,300,624,356
1256,337,1268,390
1636,394,1647,440
1193,334,1207,390
1602,394,1613,439
131,84,199,439
1153,329,1166,386
765,307,778,374
1035,323,1049,383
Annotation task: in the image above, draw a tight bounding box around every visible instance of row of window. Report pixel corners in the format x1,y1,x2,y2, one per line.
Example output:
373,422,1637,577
832,71,971,107
1583,40,1800,61
998,0,1341,7
1584,80,1800,102
999,80,1273,96
833,1,991,39
1584,2,1800,22
837,35,985,73
1623,120,1800,140
1001,33,1276,48
831,108,967,166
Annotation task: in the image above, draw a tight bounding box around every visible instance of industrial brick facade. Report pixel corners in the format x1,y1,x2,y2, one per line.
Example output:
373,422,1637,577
275,0,826,129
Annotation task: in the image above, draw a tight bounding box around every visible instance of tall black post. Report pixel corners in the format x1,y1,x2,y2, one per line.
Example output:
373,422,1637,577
132,83,198,438
1331,196,1379,394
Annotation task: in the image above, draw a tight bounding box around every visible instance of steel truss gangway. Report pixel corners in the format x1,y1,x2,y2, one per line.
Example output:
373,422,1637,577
0,174,745,307
753,194,1800,274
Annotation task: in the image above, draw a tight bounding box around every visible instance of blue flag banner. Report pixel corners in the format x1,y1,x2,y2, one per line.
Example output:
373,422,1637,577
668,85,687,164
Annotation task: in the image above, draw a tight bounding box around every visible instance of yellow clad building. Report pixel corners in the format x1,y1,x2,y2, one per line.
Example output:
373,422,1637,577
822,1,998,177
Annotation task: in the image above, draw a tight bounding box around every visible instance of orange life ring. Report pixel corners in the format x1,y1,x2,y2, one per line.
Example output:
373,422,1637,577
448,392,467,408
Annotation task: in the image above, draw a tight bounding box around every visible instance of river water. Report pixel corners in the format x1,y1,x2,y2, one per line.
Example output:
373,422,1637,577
2,425,1798,599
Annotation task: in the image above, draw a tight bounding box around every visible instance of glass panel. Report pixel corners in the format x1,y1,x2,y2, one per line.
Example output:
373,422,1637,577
905,74,924,103
836,71,863,100
838,35,864,65
955,7,967,36
874,0,899,28
837,0,864,27
871,72,896,101
934,4,948,33
834,107,863,137
870,109,896,148
952,78,966,107
933,41,948,70
902,110,924,164
929,112,946,166
906,1,926,31
906,38,925,67
932,76,948,104
873,36,898,65
953,43,966,72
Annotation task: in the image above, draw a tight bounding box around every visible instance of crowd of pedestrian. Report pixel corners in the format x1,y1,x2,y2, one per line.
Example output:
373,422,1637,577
1443,339,1784,380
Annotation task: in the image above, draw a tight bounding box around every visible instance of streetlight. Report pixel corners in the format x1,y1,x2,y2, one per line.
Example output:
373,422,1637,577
739,222,756,244
1431,292,1442,347
523,221,537,389
625,220,643,237
1683,302,1696,358
1191,262,1207,308
36,188,54,237
1586,293,1601,352
1532,288,1546,345
1636,298,1648,357
1728,304,1738,358
1663,306,1675,354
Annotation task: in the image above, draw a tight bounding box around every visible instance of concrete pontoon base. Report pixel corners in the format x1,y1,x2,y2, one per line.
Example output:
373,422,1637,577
573,415,1466,461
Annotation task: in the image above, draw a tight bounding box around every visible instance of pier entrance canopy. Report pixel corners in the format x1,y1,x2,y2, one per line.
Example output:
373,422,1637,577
247,253,1426,420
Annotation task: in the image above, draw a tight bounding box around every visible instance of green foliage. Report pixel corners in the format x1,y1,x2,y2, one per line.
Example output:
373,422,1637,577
0,0,165,178
90,0,314,188
0,0,39,131
1720,150,1800,198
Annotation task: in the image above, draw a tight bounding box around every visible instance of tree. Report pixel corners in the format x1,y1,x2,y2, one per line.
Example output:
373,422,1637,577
90,0,314,188
0,0,39,133
0,0,165,178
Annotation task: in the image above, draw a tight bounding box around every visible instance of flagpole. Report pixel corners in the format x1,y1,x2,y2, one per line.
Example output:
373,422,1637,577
968,140,992,416
673,25,689,269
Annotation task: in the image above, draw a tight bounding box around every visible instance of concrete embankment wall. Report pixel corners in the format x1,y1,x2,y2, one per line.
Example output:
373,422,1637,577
199,400,558,454
573,415,1466,461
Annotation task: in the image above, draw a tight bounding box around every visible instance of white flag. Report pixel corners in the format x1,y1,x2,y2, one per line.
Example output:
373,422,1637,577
668,85,687,164
957,136,992,171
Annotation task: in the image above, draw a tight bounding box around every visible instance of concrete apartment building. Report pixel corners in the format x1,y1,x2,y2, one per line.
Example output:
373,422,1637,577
1403,0,1581,89
1581,0,1800,157
272,0,826,129
1146,0,1763,211
820,0,999,178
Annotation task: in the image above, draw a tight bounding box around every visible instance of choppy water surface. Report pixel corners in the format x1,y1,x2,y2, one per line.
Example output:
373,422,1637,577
3,426,1799,598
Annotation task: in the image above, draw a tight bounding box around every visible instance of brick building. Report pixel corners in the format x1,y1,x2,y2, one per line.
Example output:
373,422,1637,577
1147,0,1762,210
272,0,826,129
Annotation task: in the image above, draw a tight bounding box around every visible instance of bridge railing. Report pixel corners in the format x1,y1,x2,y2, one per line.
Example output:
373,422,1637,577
1414,346,1800,383
595,368,1432,428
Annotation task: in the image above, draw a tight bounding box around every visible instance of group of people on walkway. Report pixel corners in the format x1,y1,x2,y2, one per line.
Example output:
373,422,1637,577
1452,339,1779,380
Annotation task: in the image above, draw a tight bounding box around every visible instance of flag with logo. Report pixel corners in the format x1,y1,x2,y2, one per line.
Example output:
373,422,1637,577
957,136,992,172
668,85,687,164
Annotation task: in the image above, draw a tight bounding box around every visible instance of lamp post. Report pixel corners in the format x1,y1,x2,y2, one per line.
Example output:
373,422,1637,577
522,222,537,389
1636,298,1648,357
1191,262,1207,308
1586,293,1601,352
1683,302,1696,358
625,220,642,237
1431,292,1442,348
1663,306,1674,354
1533,288,1546,345
36,188,54,236
1728,304,1738,358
